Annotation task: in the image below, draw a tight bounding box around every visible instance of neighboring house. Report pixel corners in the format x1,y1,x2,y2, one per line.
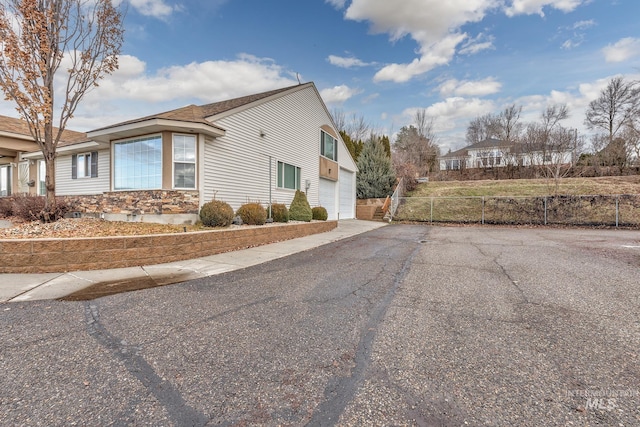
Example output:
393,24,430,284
440,138,573,170
1,82,358,222
0,115,89,197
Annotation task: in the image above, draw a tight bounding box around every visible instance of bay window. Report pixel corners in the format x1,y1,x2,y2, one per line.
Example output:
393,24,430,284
113,135,162,190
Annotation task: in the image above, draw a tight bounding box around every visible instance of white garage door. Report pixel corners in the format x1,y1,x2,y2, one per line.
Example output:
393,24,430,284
339,169,355,219
318,178,337,220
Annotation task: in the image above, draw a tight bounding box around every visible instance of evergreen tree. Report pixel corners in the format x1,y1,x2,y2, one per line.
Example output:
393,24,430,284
356,136,396,199
340,130,364,162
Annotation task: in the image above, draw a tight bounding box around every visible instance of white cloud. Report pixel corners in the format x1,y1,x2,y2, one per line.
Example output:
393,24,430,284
327,55,371,68
87,53,296,103
571,19,595,30
67,54,297,130
504,0,586,17
439,77,502,97
559,19,595,49
341,0,498,82
325,0,347,8
320,85,361,104
374,33,467,83
128,0,182,19
602,38,640,63
459,33,496,55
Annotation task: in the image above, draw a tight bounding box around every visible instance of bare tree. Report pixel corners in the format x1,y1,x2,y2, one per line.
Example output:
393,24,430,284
585,76,640,146
0,0,124,213
330,108,346,133
622,123,640,166
542,127,579,193
466,113,498,145
393,110,440,176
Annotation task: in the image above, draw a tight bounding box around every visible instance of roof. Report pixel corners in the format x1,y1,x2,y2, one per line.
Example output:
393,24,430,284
92,83,310,133
466,138,512,150
0,114,89,148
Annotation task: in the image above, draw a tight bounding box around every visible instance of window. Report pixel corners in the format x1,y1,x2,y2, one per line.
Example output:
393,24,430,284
277,161,301,190
321,131,337,161
0,165,10,197
38,160,46,195
72,152,98,179
173,134,196,189
114,135,162,190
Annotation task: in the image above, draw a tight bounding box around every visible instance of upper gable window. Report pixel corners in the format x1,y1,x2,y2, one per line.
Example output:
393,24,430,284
321,131,337,162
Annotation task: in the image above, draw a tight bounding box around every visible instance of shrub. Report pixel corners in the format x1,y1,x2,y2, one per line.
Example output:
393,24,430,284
270,203,289,223
312,206,328,221
199,199,234,227
236,202,267,225
289,190,312,222
0,196,13,218
7,194,73,222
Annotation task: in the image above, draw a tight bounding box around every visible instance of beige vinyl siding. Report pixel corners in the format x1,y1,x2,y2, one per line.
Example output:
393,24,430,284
203,85,355,211
55,150,110,195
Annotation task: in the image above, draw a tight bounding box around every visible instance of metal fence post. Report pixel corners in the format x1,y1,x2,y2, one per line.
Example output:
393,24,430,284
616,196,619,228
430,197,433,224
544,197,547,225
482,196,485,225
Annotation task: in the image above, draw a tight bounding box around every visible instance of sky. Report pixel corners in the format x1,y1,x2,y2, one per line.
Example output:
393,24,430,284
1,0,640,152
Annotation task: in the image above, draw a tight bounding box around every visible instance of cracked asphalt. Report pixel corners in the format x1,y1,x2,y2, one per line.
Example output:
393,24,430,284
1,224,639,426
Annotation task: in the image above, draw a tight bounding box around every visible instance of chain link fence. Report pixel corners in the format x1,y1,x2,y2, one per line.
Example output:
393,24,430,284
392,194,640,227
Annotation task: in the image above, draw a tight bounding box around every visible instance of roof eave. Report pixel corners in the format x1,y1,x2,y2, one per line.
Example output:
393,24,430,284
88,118,226,143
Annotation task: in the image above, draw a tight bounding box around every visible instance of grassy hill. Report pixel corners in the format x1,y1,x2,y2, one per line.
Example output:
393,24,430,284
395,176,640,226
407,176,640,198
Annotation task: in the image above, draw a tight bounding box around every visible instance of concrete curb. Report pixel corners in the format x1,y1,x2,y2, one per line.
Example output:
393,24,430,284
0,220,387,303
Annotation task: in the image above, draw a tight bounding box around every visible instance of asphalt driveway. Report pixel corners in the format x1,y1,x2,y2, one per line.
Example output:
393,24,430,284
1,224,639,426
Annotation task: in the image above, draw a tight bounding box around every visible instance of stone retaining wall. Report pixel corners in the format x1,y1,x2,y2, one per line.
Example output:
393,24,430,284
0,221,337,274
61,190,200,216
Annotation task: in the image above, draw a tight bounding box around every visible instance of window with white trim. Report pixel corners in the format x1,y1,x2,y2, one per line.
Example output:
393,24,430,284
277,161,301,190
72,152,98,179
114,135,162,190
0,164,11,197
173,134,196,189
321,130,337,161
38,160,46,195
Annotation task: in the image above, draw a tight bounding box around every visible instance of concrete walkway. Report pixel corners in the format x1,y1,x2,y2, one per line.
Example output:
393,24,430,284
0,219,387,303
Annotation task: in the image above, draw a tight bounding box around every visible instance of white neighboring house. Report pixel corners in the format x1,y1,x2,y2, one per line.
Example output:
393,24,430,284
440,138,574,170
4,83,357,222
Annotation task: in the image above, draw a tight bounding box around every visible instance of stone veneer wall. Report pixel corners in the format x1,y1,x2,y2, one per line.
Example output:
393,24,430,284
61,190,200,216
0,220,337,274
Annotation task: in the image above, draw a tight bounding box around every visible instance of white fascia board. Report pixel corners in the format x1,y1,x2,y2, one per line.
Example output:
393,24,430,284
21,141,104,159
88,119,226,143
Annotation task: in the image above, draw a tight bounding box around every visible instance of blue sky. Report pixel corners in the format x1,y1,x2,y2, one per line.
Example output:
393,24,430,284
2,0,639,152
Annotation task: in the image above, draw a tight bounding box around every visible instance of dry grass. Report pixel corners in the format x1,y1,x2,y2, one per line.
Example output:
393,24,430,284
395,176,640,226
408,176,640,198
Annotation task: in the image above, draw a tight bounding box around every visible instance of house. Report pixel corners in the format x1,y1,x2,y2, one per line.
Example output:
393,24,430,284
0,82,358,222
439,138,573,170
0,115,89,197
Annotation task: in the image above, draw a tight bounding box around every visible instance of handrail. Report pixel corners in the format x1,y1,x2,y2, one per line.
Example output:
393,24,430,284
389,177,405,222
381,196,391,213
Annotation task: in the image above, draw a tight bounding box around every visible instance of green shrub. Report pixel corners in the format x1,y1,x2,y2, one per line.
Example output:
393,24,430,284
270,203,289,223
289,190,312,222
199,199,234,227
236,202,267,225
312,206,328,221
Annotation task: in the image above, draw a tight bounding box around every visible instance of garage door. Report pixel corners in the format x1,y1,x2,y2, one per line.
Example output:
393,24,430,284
318,178,337,220
339,169,355,219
